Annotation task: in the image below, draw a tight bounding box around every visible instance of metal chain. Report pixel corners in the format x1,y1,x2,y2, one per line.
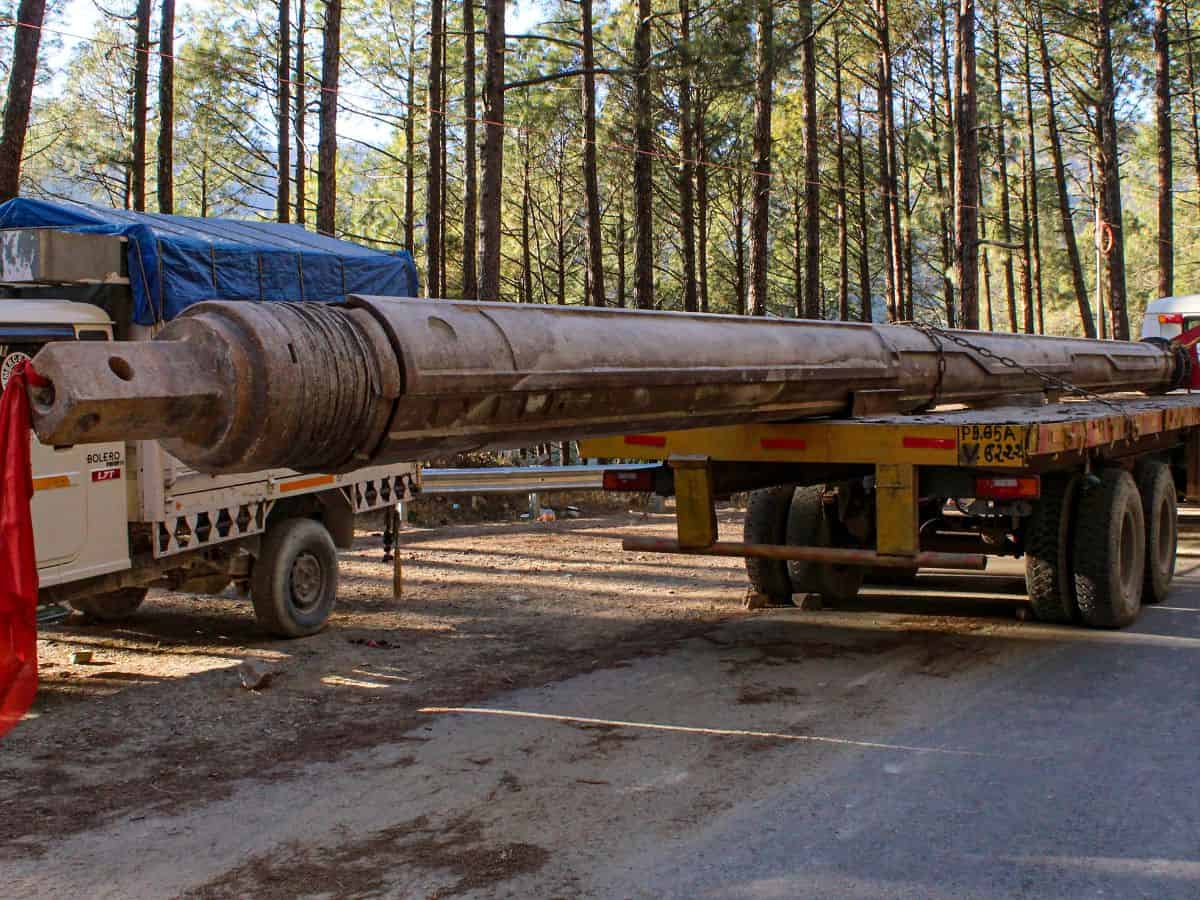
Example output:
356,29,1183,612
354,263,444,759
899,321,1134,424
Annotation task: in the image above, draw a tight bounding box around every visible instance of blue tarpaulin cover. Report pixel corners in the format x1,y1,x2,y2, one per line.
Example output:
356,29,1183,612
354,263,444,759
0,198,419,325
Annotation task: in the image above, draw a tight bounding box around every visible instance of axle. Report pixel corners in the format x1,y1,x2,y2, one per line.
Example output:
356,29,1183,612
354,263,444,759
28,297,1186,474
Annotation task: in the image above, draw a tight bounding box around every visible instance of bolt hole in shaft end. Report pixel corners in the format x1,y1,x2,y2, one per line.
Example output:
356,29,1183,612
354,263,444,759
108,356,134,381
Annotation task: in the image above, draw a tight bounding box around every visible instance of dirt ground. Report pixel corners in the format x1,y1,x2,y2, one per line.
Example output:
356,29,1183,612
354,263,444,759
1,509,750,877
9,509,1200,897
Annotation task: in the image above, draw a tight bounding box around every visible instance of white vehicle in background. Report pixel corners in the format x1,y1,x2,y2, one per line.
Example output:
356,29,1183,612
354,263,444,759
0,210,420,638
1141,295,1200,341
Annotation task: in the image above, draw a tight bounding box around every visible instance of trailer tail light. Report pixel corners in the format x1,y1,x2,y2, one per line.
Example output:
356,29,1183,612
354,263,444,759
975,475,1040,499
1159,313,1185,325
603,468,656,492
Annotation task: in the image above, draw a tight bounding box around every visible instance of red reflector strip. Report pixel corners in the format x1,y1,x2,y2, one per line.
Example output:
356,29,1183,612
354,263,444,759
975,475,1040,499
902,436,956,450
760,438,807,450
624,434,666,448
603,469,656,491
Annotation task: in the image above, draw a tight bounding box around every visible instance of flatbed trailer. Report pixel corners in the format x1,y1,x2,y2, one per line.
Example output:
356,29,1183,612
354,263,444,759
582,392,1200,628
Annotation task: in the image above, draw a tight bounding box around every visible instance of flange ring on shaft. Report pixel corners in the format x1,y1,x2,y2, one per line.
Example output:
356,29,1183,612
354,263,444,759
29,296,1182,475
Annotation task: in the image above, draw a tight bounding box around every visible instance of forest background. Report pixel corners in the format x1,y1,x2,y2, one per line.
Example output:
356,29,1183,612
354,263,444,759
0,0,1194,338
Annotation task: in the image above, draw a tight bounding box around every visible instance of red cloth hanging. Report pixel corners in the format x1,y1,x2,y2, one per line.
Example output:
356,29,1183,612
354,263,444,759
0,359,45,738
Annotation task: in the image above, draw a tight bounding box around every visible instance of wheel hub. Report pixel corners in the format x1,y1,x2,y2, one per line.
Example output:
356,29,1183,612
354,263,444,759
290,552,324,612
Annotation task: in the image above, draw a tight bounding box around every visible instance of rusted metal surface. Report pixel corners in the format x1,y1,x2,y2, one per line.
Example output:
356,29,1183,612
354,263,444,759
29,296,1186,474
620,536,988,571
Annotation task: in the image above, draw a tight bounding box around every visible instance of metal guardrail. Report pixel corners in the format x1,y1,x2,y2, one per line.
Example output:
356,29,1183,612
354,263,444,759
418,464,657,495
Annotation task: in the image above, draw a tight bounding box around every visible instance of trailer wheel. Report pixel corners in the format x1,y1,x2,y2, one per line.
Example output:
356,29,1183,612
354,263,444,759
744,486,795,603
1024,474,1081,624
1073,469,1145,629
785,486,863,605
251,518,339,638
70,588,148,622
785,486,823,593
1135,461,1176,605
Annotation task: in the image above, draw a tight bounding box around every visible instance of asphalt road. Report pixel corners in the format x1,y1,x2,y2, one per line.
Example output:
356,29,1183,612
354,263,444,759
10,552,1200,898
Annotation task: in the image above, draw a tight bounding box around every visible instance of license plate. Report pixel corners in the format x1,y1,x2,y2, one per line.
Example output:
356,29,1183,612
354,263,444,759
957,424,1028,467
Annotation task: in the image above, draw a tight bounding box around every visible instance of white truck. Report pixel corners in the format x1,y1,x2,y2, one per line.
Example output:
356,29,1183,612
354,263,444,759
1,223,418,637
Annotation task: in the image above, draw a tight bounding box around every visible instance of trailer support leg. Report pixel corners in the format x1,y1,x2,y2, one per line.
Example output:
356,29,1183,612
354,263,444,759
671,456,718,548
875,463,919,558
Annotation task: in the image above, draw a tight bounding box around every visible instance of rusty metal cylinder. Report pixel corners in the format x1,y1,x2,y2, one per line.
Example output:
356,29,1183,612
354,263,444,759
29,296,1185,474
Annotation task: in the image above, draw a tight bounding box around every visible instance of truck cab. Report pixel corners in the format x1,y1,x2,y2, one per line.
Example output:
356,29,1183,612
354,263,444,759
1140,294,1200,341
0,203,421,637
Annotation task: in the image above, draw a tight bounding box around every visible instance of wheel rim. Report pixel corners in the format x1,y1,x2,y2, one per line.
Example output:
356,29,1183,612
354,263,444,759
289,552,324,612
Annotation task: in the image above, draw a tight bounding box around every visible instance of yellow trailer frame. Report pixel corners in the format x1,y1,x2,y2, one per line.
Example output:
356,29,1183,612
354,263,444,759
580,393,1200,574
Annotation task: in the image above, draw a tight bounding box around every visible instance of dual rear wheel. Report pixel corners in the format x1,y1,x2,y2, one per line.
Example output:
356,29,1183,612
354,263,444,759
743,485,862,606
1025,462,1176,628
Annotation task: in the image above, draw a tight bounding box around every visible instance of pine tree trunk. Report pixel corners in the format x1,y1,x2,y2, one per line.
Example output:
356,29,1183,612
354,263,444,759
834,31,849,322
425,0,444,292
1185,3,1200,219
273,0,288,221
582,0,606,306
979,163,994,331
941,1,955,243
438,15,448,297
993,4,1017,332
521,141,532,304
855,93,872,323
954,0,980,328
676,0,697,312
792,188,804,315
462,0,478,297
1154,0,1173,298
316,0,341,235
1023,23,1044,334
876,0,903,321
156,0,176,213
876,67,896,322
1036,7,1093,336
556,151,566,306
131,0,151,211
800,0,820,319
734,165,748,316
617,192,628,308
1096,0,1129,339
929,19,954,326
901,93,914,319
480,0,506,300
695,99,710,313
633,0,655,309
404,12,415,250
295,0,306,224
1019,150,1033,334
748,0,774,317
0,0,46,202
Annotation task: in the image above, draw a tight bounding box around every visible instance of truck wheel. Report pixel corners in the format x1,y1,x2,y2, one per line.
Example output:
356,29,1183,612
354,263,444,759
1136,461,1176,605
813,515,864,604
251,518,339,638
70,588,148,622
1024,474,1081,624
1073,469,1145,629
744,486,795,603
785,486,823,593
785,486,863,605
